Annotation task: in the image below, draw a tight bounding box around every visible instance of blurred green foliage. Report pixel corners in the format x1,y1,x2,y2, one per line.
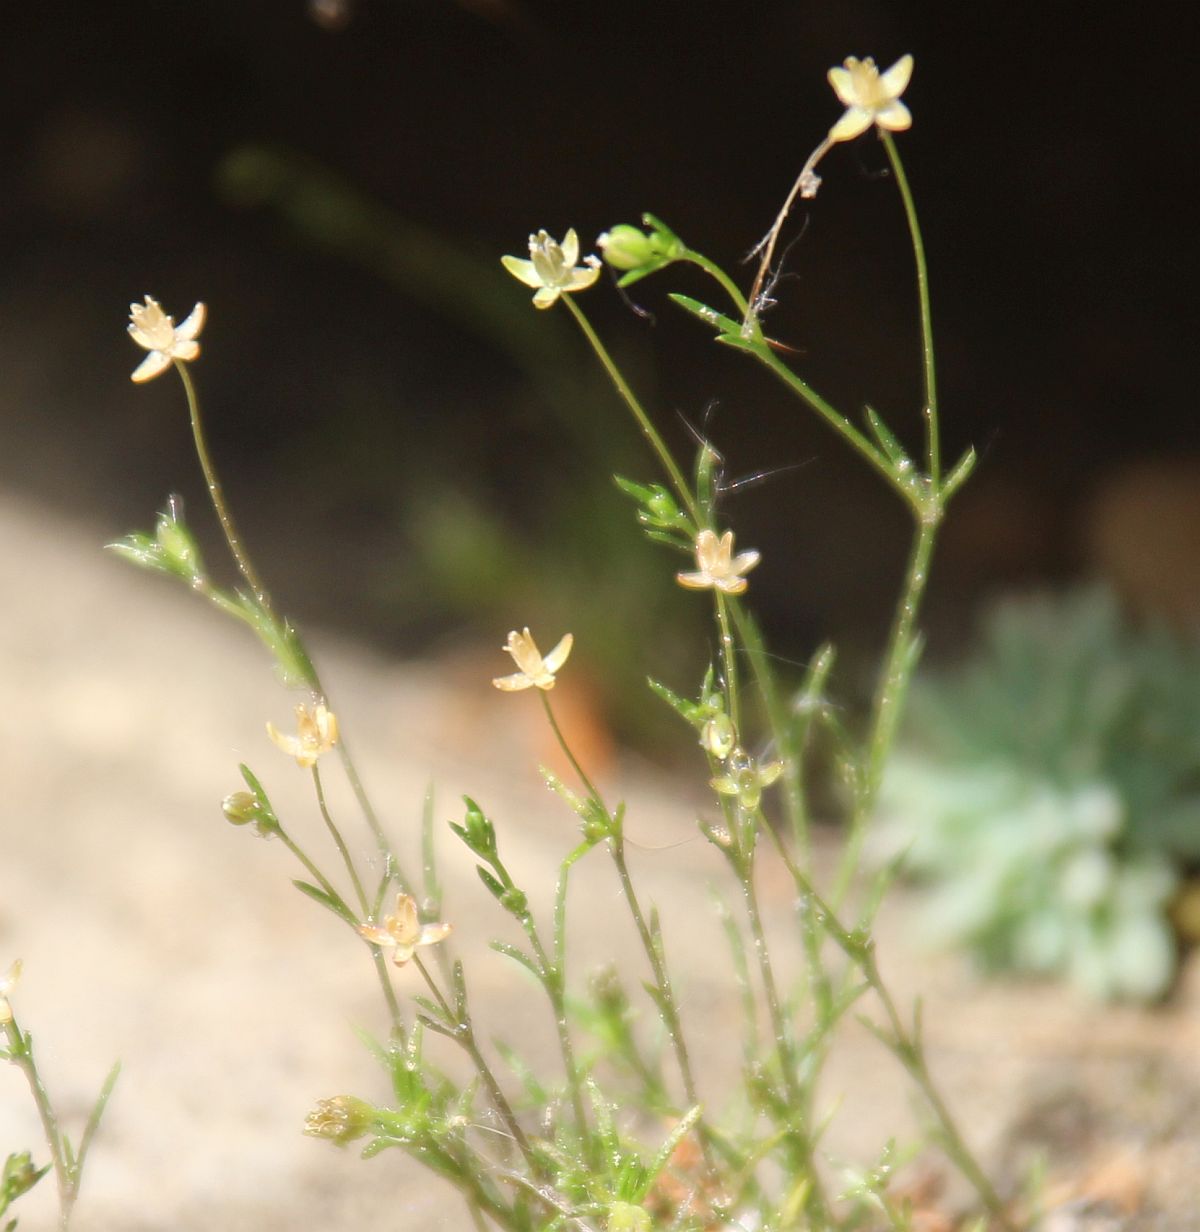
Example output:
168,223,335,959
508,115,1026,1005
878,587,1200,1000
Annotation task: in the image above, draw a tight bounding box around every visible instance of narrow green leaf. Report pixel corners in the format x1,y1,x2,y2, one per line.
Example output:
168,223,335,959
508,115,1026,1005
292,880,358,926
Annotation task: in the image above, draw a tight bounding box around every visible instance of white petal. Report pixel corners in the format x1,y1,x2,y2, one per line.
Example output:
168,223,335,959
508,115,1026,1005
493,671,533,691
175,302,207,341
565,264,601,293
127,324,158,349
874,100,912,131
676,570,714,590
827,65,858,107
532,286,560,309
173,340,200,362
358,924,395,946
829,107,872,142
880,54,913,98
715,576,749,595
501,255,545,289
731,550,761,575
561,228,579,268
131,351,172,383
418,922,452,947
542,633,573,674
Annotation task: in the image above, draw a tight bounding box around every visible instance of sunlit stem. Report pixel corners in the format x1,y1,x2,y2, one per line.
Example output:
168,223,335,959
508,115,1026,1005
5,1017,72,1227
411,955,537,1172
311,764,370,916
174,362,270,609
539,691,604,809
763,824,1013,1229
727,601,808,856
275,822,349,911
681,248,750,317
562,295,698,525
833,512,937,906
753,348,900,496
881,132,939,484
608,832,712,1169
714,592,741,737
309,766,403,1027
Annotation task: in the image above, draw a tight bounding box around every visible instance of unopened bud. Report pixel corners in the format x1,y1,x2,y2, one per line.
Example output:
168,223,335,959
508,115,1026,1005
222,791,259,826
303,1095,375,1145
597,225,657,271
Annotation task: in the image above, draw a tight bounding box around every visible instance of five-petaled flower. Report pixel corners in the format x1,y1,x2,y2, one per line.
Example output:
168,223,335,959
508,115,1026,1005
827,54,913,143
127,296,206,383
501,229,600,309
492,628,573,691
0,959,22,1025
358,894,451,967
676,529,760,596
266,702,339,768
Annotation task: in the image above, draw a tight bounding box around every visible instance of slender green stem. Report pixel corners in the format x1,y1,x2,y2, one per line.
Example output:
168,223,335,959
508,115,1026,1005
411,956,537,1171
681,249,750,317
727,601,808,856
539,692,604,808
174,362,270,608
881,133,939,485
334,736,414,891
562,295,698,523
311,764,371,917
713,593,740,737
608,835,706,1142
5,1019,72,1227
831,514,936,907
275,825,345,908
754,348,902,497
175,364,412,895
760,825,1012,1228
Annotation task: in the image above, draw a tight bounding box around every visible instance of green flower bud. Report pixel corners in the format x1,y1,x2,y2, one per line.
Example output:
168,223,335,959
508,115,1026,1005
222,791,260,826
597,225,657,271
303,1095,375,1145
1,1150,48,1210
607,1202,652,1232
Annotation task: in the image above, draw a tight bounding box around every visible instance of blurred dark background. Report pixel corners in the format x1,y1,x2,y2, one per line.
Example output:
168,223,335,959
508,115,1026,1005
2,0,1196,735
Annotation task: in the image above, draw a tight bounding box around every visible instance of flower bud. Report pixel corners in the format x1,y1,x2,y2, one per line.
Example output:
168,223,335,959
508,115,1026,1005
222,791,260,826
701,713,736,760
597,225,657,271
303,1095,375,1145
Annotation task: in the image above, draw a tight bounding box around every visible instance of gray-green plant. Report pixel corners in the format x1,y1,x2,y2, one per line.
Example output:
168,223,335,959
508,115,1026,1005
7,52,1017,1232
878,586,1200,1002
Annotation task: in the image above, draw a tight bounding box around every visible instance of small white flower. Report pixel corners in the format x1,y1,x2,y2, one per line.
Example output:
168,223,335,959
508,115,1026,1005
358,894,451,967
266,702,339,768
827,54,913,143
676,529,760,596
127,296,206,383
501,229,600,309
0,959,22,1025
492,628,573,691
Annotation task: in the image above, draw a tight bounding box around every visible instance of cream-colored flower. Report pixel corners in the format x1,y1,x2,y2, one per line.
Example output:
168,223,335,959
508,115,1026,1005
358,893,451,967
501,229,600,309
827,54,913,142
0,959,22,1025
676,529,760,596
127,295,206,383
492,627,573,691
266,702,339,768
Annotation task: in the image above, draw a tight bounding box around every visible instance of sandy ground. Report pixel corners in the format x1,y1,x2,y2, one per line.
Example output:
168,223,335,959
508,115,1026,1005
3,492,1199,1230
